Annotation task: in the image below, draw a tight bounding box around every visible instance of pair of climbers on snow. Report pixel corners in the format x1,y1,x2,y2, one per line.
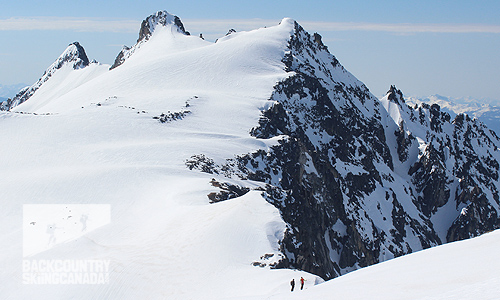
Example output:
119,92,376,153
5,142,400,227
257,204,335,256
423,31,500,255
290,277,305,291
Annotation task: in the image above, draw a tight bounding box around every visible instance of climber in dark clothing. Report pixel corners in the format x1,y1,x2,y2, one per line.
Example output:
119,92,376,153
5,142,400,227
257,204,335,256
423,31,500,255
290,278,295,291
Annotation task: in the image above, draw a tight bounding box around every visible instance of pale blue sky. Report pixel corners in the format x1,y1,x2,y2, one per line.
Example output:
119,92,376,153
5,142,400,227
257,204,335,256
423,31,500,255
1,0,499,100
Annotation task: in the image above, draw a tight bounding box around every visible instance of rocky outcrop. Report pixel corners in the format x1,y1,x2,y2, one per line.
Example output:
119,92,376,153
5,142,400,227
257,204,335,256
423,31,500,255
207,179,250,204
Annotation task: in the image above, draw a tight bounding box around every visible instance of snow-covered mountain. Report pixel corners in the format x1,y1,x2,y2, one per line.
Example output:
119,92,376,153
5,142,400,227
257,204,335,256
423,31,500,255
407,94,500,135
1,10,499,299
0,41,95,111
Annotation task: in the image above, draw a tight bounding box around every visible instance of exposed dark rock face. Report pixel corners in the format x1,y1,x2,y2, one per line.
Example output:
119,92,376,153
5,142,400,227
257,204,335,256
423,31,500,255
110,46,130,71
394,120,414,162
387,85,403,105
447,186,499,241
389,87,500,242
409,142,450,217
186,21,500,281
68,42,90,68
251,23,440,279
1,42,90,111
445,114,500,241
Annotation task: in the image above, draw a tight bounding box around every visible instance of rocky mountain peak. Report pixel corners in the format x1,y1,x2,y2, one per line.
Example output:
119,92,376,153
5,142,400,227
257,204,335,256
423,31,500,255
137,10,189,43
56,42,90,70
110,11,189,70
0,41,91,111
386,85,405,106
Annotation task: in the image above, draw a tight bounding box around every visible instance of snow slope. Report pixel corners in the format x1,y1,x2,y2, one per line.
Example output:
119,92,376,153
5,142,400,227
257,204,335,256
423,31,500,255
270,229,500,300
0,12,321,299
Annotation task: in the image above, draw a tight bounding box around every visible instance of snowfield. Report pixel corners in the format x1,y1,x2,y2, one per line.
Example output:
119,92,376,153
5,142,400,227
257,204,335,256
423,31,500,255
0,13,320,300
1,10,499,299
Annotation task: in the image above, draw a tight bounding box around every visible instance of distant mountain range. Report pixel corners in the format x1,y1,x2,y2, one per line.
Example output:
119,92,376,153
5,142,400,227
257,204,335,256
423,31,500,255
0,83,27,100
406,94,500,135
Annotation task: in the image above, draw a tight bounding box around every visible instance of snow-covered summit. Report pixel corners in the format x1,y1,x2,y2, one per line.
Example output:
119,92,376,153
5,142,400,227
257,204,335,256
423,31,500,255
0,42,92,110
0,13,310,299
110,11,191,70
138,10,189,42
55,42,90,70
